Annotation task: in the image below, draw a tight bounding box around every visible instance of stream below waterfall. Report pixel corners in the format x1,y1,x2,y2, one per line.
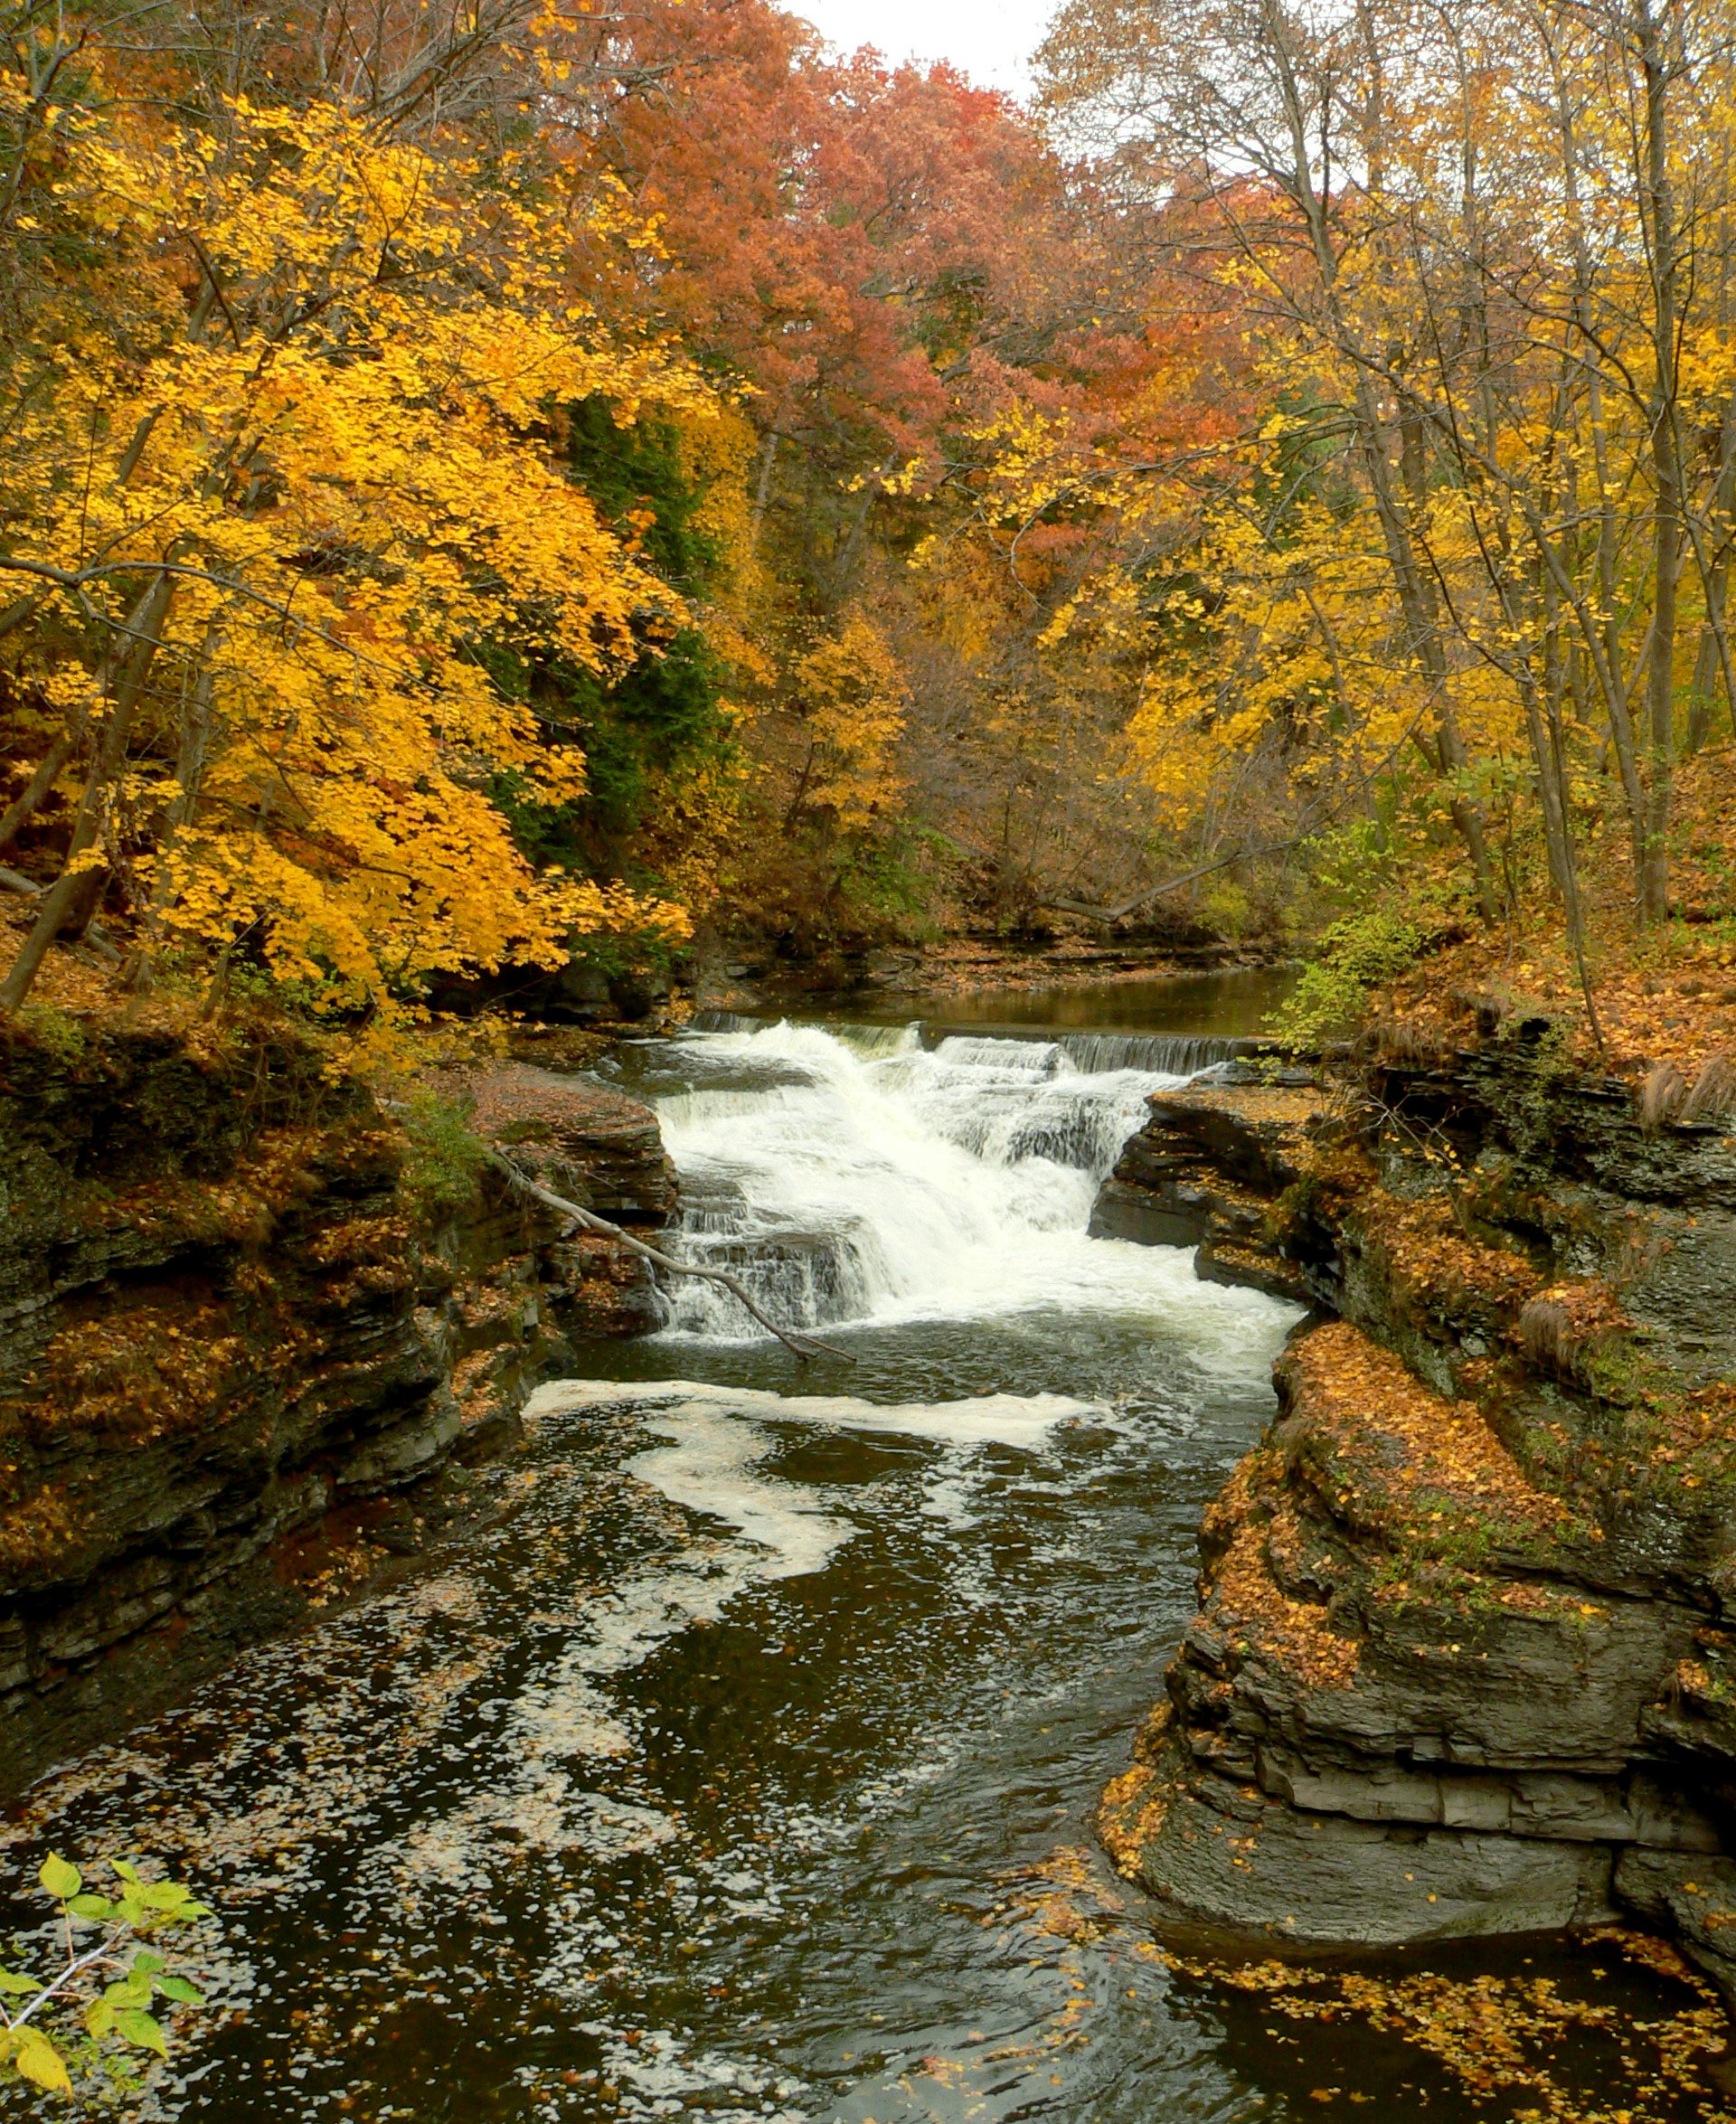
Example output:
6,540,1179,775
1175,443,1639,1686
0,986,1718,2123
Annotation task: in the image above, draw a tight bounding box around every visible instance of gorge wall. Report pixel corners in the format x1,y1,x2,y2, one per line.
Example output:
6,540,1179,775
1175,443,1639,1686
1092,1023,1736,2000
0,1017,673,1794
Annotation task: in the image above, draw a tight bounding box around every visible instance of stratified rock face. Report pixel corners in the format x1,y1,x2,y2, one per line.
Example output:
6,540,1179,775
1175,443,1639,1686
465,1062,675,1219
0,1027,673,1791
1089,1070,1325,1299
1095,1034,1736,1998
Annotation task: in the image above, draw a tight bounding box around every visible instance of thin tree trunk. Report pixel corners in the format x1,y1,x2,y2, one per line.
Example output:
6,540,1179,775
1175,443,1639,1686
1637,0,1683,920
0,572,175,1011
1265,0,1498,920
750,426,782,546
1542,28,1654,889
1522,647,1602,1047
122,659,217,989
0,730,75,852
1686,386,1736,748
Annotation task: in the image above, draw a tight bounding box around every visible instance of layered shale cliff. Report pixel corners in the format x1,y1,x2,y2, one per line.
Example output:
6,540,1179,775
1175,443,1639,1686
1093,1026,1736,2000
0,1017,673,1791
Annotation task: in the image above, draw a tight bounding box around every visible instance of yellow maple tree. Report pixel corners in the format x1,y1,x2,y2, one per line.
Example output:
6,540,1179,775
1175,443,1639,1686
0,45,712,1025
789,610,910,832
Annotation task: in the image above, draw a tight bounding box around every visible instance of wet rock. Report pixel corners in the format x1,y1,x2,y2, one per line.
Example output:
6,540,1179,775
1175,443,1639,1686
1089,1078,1326,1303
461,1062,677,1226
1097,1033,1736,1981
1101,1763,1618,1946
0,1022,674,1792
1615,1849,1736,2005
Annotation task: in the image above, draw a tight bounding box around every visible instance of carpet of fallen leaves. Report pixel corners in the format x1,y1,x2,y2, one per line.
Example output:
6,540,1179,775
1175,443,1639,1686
1203,1491,1363,1688
0,892,223,1042
1280,1322,1572,1556
1357,1188,1540,1326
0,899,347,1069
1382,932,1736,1081
455,1059,663,1152
1375,749,1736,1082
1167,1081,1331,1126
1159,1928,1736,2121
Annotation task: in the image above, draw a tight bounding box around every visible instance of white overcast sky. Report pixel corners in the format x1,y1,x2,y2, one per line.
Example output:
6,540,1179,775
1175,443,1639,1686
783,0,1061,96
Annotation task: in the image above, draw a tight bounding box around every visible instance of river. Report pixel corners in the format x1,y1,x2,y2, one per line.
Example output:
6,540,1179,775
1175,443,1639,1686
0,990,1719,2122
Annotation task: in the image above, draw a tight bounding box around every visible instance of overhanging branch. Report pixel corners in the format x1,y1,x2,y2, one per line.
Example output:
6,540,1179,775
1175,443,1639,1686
486,1149,852,1365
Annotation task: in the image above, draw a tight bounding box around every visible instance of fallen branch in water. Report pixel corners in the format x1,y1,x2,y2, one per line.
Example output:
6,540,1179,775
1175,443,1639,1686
485,1147,852,1364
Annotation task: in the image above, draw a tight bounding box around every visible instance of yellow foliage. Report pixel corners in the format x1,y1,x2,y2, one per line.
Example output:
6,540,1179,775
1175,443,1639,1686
1,61,713,1021
793,611,910,830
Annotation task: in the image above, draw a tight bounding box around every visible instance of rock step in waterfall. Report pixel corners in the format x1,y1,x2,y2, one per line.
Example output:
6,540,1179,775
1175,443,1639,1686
631,1019,1208,1338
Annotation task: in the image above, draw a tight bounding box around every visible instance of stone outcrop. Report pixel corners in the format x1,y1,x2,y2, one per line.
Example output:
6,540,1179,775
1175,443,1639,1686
1094,1026,1736,1997
1090,1065,1323,1301
0,1022,673,1792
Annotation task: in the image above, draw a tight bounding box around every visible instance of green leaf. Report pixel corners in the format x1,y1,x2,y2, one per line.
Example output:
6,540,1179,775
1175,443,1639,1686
0,1968,42,1997
104,1978,152,2010
68,1893,114,1921
140,1882,191,1911
109,1860,141,1885
14,2032,72,2093
129,1951,164,1978
38,1854,81,1900
155,1977,204,2006
85,1998,116,2041
117,2008,167,2059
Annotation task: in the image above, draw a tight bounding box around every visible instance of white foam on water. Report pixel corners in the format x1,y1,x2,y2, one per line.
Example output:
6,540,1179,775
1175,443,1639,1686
628,1407,852,1579
533,1377,1099,1449
368,1437,822,1921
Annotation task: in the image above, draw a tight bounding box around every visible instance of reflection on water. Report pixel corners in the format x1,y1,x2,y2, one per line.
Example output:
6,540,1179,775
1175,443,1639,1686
0,992,1720,2124
790,965,1298,1039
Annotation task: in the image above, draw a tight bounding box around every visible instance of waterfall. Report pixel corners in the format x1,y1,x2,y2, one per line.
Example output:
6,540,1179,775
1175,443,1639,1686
645,1019,1194,1340
1046,1030,1246,1075
686,1011,1249,1078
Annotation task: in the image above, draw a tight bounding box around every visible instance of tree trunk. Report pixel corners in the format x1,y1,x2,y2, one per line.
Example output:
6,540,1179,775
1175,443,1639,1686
0,730,75,852
122,660,217,990
1264,1,1499,921
1686,384,1736,749
0,572,175,1011
1541,32,1655,897
1637,0,1683,922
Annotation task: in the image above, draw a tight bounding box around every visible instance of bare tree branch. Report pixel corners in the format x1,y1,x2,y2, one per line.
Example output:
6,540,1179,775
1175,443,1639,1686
485,1148,853,1364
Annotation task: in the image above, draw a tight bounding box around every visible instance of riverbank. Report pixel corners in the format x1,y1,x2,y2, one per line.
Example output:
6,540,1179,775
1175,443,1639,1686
2,1007,1318,2124
689,923,1289,1019
0,1012,674,1793
1092,1005,1736,2007
3,989,1732,2122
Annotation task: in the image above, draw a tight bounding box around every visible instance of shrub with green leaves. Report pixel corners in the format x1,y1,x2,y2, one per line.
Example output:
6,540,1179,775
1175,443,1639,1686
0,1855,212,2100
1268,906,1436,1047
399,1089,489,1218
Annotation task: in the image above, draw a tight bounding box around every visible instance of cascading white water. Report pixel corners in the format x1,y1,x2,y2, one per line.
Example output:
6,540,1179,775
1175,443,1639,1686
646,1019,1199,1339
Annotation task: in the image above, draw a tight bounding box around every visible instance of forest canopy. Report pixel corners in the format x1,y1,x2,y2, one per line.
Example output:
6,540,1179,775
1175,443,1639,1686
2,0,1734,1043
